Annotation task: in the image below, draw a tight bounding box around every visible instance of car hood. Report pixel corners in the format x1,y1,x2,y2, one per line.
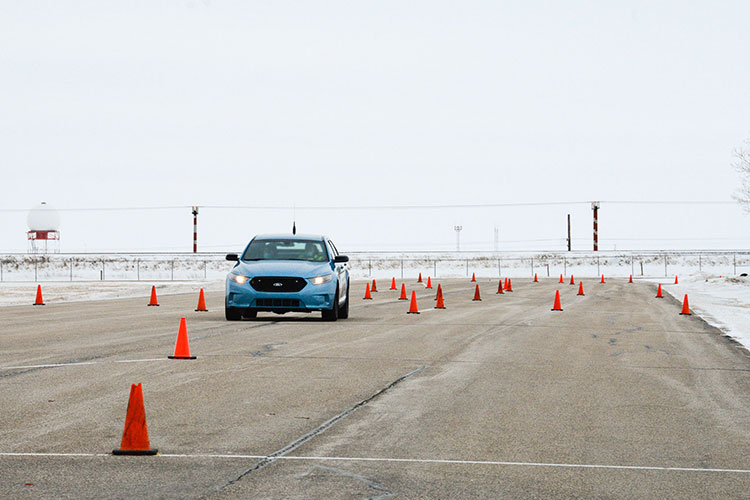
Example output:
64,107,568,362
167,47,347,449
233,260,333,278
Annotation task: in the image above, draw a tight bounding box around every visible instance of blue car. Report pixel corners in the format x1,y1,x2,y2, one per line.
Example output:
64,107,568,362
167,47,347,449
225,234,350,321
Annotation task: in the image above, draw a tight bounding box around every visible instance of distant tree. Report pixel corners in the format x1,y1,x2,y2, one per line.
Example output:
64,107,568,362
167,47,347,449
733,138,750,211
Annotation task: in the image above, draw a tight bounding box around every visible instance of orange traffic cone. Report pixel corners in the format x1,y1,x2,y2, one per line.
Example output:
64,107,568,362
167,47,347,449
473,284,482,301
471,272,476,282
418,273,423,283
407,291,420,314
551,290,563,311
390,277,397,290
435,286,446,309
600,275,605,284
112,383,158,455
656,284,663,298
195,288,208,312
33,285,45,306
569,275,575,285
629,275,633,283
506,278,513,292
426,276,432,289
363,282,372,300
168,317,196,360
496,279,504,294
674,276,679,285
371,279,378,292
147,286,159,306
577,282,585,296
680,294,691,315
559,274,564,283
399,283,408,300
533,273,538,282
434,283,442,301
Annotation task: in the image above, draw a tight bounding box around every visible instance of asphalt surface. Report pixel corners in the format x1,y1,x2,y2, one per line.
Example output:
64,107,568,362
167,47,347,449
0,278,749,499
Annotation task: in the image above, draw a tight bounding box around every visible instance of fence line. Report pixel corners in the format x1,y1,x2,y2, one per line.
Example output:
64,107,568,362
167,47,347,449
0,251,749,282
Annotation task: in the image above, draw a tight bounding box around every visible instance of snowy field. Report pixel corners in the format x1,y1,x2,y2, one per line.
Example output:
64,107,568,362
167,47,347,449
654,274,750,352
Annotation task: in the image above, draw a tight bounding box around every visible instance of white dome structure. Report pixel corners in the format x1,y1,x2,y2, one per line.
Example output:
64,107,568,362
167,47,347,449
27,202,61,231
27,202,61,253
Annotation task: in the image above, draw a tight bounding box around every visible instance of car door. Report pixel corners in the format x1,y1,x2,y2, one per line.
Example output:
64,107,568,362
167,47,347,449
328,239,347,302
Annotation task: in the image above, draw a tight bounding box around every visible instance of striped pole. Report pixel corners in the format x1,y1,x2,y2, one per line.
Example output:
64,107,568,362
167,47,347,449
192,206,199,253
592,201,600,252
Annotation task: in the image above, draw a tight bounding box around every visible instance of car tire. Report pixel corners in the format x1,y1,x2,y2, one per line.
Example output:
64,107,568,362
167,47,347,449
338,280,350,319
225,299,242,321
322,288,339,321
243,309,257,319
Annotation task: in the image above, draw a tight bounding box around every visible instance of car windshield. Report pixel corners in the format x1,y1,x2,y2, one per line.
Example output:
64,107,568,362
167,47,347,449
242,239,329,262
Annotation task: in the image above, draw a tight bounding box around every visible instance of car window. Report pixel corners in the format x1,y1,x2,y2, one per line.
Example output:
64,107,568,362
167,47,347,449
242,239,328,262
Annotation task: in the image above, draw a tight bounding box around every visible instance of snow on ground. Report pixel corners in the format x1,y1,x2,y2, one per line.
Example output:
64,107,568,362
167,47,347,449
0,280,225,307
652,273,750,352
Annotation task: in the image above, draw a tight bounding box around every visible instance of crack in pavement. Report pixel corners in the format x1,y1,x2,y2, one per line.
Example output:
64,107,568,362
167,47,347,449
215,365,427,492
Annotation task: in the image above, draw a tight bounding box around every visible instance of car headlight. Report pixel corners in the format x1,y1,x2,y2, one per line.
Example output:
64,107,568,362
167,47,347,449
229,272,249,285
310,274,333,285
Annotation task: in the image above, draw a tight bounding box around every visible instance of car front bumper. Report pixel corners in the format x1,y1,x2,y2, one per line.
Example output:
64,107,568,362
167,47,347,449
225,277,336,312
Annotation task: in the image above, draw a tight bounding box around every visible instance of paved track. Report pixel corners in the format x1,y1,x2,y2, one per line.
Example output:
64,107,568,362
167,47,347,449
1,278,749,499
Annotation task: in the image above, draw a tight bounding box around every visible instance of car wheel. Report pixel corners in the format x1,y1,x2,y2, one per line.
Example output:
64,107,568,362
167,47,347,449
322,288,339,321
225,299,242,321
338,280,350,319
243,309,257,319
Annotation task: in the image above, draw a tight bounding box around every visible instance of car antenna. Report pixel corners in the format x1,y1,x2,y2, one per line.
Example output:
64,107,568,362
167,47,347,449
292,203,297,234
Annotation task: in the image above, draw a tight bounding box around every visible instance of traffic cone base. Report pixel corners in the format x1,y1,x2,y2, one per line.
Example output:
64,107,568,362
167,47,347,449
363,282,372,300
112,383,158,456
399,283,408,300
656,284,663,298
680,294,691,315
33,285,45,306
195,288,208,312
551,290,563,311
147,286,159,306
407,291,420,314
473,284,482,301
169,318,196,360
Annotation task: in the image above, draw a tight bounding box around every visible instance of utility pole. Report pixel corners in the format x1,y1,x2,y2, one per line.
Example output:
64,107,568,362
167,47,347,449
567,214,571,251
192,206,199,253
454,226,463,251
591,201,600,251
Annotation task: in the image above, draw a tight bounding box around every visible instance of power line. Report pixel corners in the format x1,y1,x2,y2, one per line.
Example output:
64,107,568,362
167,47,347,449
0,200,737,213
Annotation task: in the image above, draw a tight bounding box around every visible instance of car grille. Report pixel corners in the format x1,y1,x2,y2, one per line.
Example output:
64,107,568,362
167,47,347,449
255,298,300,307
249,276,307,293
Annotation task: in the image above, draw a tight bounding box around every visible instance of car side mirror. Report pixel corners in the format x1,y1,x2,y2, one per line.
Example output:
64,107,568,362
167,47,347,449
334,255,349,263
226,253,239,261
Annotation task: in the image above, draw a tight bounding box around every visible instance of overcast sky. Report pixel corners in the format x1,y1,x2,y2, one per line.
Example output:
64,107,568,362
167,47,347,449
1,0,749,253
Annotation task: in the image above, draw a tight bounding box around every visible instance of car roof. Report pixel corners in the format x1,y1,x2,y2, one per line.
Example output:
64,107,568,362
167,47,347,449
253,234,326,241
